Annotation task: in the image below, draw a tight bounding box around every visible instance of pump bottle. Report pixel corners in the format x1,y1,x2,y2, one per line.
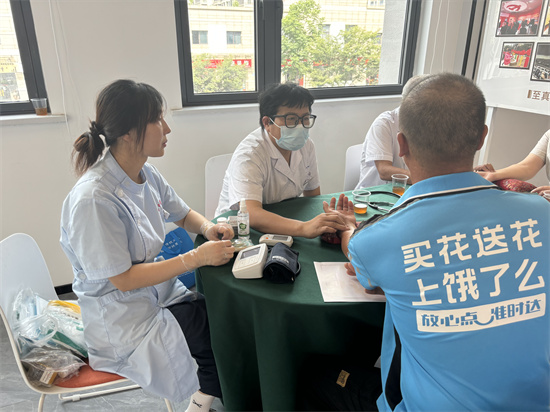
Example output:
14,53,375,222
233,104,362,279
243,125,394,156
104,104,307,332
237,198,250,240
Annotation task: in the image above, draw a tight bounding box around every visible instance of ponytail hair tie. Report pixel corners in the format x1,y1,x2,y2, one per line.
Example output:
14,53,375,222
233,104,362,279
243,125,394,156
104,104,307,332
90,121,104,138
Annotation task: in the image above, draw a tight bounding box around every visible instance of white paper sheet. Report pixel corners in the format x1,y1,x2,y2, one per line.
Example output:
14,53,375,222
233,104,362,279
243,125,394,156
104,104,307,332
314,262,386,303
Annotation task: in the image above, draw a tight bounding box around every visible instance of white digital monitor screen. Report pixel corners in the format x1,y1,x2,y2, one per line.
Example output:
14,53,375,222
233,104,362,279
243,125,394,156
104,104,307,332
272,235,289,240
241,247,261,259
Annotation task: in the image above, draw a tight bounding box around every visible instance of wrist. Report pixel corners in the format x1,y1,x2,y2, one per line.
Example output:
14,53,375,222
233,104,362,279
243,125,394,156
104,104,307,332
200,221,215,238
179,248,202,271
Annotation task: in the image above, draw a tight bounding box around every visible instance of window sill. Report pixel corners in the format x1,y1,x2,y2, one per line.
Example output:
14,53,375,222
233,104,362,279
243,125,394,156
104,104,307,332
0,113,67,127
170,94,401,115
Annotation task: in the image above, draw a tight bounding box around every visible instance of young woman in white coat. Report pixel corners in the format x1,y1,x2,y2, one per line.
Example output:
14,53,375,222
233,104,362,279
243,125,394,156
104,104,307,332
60,79,234,411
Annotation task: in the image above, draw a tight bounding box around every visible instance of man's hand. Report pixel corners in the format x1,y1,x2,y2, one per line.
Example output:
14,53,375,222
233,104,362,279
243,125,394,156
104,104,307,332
323,193,356,232
344,262,384,295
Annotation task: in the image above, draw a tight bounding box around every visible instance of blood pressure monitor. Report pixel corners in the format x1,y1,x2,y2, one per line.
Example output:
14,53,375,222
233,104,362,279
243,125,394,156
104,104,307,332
259,234,293,247
232,243,268,279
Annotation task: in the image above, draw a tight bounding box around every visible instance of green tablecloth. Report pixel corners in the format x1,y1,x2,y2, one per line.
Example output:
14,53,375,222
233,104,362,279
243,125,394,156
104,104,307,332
195,185,397,411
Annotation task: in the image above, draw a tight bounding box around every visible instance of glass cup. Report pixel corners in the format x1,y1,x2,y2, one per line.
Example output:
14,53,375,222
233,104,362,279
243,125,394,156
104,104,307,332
391,174,408,196
30,98,48,116
352,189,371,214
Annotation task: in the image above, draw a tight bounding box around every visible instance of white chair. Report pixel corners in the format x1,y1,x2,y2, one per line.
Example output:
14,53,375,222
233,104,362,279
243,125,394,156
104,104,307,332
343,143,363,191
0,233,173,412
205,153,232,220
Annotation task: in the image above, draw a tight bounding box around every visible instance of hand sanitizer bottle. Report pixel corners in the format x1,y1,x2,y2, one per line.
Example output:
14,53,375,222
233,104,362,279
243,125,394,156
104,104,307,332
237,198,249,240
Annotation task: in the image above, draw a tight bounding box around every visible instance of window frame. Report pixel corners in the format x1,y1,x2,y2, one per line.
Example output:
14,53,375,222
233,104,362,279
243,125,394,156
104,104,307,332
0,0,47,115
174,0,421,106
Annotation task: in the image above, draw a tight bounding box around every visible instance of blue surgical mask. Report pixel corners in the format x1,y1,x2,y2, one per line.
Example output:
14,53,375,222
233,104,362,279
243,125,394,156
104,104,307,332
269,120,310,151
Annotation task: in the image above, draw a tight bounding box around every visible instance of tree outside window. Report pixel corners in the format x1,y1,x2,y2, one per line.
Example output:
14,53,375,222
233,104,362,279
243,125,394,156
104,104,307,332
282,0,382,87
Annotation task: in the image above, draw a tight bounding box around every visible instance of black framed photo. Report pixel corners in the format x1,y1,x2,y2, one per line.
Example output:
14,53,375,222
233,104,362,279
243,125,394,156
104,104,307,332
496,0,543,36
499,42,534,68
531,43,550,81
542,2,550,35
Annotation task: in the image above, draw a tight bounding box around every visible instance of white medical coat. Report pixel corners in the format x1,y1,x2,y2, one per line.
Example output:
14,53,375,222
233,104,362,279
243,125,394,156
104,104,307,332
60,151,199,402
215,127,320,215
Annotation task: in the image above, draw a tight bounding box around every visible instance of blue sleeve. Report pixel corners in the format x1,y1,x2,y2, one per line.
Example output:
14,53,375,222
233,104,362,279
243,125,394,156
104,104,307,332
66,198,133,280
348,234,379,290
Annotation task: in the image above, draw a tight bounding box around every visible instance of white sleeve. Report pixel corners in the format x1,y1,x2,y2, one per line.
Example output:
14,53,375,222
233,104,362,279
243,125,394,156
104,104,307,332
530,131,549,165
364,115,396,163
226,149,266,208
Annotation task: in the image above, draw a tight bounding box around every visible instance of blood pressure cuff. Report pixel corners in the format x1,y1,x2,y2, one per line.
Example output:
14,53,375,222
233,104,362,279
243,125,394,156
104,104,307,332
263,243,301,284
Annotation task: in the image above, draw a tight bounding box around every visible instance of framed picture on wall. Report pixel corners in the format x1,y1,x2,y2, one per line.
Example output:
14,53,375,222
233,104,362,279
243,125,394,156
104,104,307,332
531,43,550,81
499,42,534,68
543,1,550,35
496,0,543,36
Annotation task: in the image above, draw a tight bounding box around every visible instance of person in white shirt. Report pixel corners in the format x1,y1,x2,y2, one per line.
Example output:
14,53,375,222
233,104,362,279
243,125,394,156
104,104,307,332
215,82,346,238
356,75,428,189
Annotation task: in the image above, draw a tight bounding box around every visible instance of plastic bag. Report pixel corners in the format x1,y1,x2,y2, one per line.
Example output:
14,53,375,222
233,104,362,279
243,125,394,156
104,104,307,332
11,287,49,324
12,288,88,358
21,347,85,387
44,300,87,358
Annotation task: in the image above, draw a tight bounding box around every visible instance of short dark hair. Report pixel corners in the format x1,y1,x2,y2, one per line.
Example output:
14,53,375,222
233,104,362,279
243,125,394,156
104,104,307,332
258,83,314,129
72,79,165,175
399,73,486,165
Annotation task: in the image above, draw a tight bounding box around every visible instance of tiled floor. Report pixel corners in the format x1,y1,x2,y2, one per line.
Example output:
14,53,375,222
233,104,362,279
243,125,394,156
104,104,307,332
0,293,225,412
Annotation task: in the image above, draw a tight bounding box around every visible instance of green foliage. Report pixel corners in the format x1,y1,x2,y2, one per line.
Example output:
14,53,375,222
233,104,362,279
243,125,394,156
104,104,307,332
281,0,382,87
281,0,323,83
192,54,249,93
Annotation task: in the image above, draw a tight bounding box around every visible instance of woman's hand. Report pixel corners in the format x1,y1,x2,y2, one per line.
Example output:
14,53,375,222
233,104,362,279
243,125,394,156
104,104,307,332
205,223,234,241
300,213,348,239
195,240,235,266
531,185,550,195
476,171,498,182
473,163,495,173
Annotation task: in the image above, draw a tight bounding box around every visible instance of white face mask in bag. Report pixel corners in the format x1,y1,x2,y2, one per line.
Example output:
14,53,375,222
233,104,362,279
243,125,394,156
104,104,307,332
269,120,310,151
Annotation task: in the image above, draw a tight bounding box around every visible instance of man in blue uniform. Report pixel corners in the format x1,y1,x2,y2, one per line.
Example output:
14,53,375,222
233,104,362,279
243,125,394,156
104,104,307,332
307,73,550,411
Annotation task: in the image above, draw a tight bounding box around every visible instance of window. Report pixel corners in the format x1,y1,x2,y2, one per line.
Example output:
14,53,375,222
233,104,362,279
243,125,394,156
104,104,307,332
175,0,420,106
192,30,208,45
227,31,242,45
0,0,47,115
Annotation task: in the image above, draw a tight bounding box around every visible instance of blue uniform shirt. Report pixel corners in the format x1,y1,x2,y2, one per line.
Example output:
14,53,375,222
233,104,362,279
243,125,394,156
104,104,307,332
348,172,550,411
60,151,199,402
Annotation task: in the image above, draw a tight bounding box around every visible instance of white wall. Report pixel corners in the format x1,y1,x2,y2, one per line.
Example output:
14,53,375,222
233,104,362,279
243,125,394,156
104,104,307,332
1,0,546,286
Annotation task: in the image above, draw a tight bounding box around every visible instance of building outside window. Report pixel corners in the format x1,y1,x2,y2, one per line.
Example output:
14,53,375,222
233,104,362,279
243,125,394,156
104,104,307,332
175,0,420,105
192,30,209,44
0,0,46,115
227,31,242,45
